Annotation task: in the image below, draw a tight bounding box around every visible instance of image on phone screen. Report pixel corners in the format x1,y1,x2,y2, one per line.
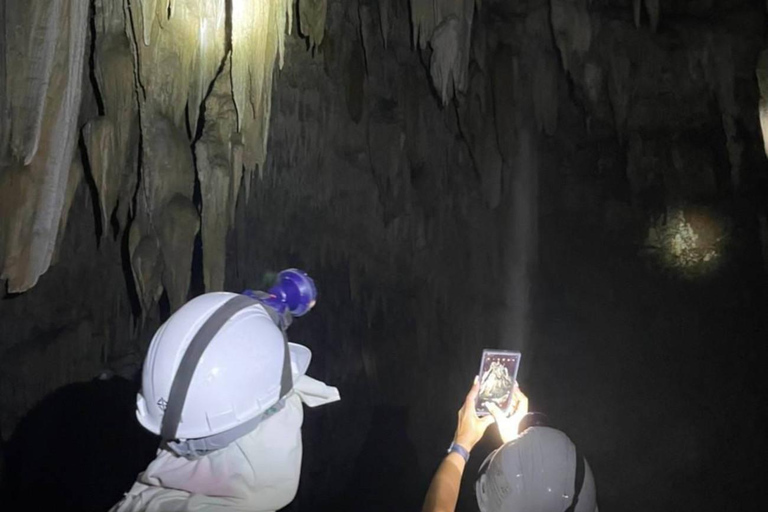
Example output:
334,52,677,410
475,349,521,416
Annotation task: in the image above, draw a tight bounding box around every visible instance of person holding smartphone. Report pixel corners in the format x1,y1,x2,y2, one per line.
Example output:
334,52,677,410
422,379,598,512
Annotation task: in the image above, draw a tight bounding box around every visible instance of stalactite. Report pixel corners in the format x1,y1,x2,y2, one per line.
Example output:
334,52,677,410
410,0,475,104
299,0,327,50
196,59,240,292
5,2,64,164
157,195,200,309
82,119,119,231
129,108,198,312
231,0,294,172
52,153,84,264
124,0,201,312
527,7,560,136
632,0,660,32
378,0,390,48
138,0,158,45
550,0,592,74
633,0,642,28
128,223,163,319
410,0,435,50
188,0,227,131
130,0,202,128
430,16,463,105
645,0,660,33
359,0,379,80
83,0,140,231
0,0,89,293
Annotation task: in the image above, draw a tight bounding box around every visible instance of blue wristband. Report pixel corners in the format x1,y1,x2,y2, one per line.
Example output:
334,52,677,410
447,441,470,462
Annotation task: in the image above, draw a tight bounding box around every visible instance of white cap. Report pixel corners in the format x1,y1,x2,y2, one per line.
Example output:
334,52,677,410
475,426,598,512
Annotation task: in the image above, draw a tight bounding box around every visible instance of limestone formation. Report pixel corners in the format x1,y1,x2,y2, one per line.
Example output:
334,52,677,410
1,6,767,499
0,0,89,293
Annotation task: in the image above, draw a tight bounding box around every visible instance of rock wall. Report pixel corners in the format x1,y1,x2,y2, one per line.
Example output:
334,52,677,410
1,0,768,510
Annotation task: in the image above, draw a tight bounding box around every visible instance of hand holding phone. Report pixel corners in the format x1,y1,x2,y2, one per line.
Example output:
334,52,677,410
487,386,528,443
452,378,496,453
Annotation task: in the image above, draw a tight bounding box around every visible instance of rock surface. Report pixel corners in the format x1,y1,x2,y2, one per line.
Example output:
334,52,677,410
1,1,767,511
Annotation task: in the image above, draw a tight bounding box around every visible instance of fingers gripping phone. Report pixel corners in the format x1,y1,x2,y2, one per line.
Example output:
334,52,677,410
475,349,521,417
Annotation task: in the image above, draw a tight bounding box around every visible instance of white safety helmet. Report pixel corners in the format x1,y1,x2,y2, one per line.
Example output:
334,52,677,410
136,292,311,441
475,427,598,512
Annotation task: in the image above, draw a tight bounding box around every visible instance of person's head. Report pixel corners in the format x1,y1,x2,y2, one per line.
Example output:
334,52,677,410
134,291,337,507
136,292,310,446
475,426,598,512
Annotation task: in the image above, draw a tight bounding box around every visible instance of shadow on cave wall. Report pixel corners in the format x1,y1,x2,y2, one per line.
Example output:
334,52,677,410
0,379,429,512
304,405,425,512
0,375,158,512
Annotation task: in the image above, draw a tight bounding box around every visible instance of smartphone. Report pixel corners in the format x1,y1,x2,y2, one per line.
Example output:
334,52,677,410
475,349,521,417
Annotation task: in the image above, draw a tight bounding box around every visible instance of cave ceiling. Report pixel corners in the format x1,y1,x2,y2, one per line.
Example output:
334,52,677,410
0,0,765,329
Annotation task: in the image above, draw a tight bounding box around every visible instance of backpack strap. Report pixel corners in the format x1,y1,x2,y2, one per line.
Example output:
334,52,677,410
563,448,585,512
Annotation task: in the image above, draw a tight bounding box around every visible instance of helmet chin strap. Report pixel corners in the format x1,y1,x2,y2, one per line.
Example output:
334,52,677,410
160,294,294,443
165,399,287,459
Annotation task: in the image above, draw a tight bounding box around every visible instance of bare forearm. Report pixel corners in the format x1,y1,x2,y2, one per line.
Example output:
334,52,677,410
423,379,495,512
422,452,466,512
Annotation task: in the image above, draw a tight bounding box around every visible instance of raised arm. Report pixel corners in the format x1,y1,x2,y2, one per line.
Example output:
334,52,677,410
421,379,494,512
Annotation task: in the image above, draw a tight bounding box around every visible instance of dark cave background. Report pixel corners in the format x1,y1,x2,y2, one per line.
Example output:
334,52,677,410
2,1,768,511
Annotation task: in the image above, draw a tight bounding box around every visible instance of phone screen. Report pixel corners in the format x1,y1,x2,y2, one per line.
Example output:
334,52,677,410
475,349,521,416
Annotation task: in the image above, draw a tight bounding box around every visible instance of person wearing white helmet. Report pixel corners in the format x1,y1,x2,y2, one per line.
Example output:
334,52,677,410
109,288,340,512
422,380,598,512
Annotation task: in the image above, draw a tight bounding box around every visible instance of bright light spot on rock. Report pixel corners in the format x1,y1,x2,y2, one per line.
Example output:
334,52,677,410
645,208,728,277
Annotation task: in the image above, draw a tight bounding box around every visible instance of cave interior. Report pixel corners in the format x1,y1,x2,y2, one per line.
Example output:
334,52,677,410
1,0,768,511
